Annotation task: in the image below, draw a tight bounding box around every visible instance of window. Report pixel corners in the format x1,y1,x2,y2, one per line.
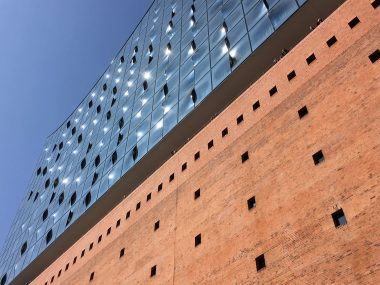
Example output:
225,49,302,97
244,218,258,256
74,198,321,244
169,173,175,182
143,80,148,91
87,143,93,153
154,220,160,231
348,17,360,29
98,235,102,243
89,272,95,281
112,151,118,164
116,219,121,228
92,172,99,185
78,134,82,144
287,70,296,81
58,270,62,277
46,229,53,244
43,167,47,175
49,192,55,204
84,192,92,207
126,210,131,219
58,192,64,205
182,162,187,171
247,196,256,210
51,276,54,283
195,234,202,247
120,248,125,258
332,208,347,228
194,151,200,161
136,202,141,211
269,86,278,96
73,256,77,264
163,83,169,96
298,106,308,119
95,155,100,167
89,243,93,251
28,191,33,201
42,209,49,221
34,192,39,202
107,227,111,235
113,86,118,95
194,189,201,200
81,249,85,258
81,158,86,169
111,97,117,107
252,100,260,111
372,0,380,9
191,89,197,104
59,142,63,150
255,254,266,271
222,128,228,137
45,179,50,189
132,145,139,161
65,263,69,271
88,100,93,108
66,211,73,226
208,140,214,149
53,177,59,188
241,151,249,163
147,193,152,201
306,53,316,65
103,83,107,91
37,167,41,176
150,265,157,277
326,36,337,47
1,274,6,285
106,110,112,120
118,117,124,129
236,114,244,124
117,133,123,145
70,192,77,205
157,183,163,192
312,150,325,165
21,242,27,255
72,127,76,135
96,105,101,113
368,49,380,63
66,121,71,128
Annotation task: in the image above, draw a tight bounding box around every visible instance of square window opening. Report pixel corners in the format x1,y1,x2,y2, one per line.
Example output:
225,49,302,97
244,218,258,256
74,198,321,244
126,211,131,219
107,227,111,235
369,49,380,63
120,248,125,258
269,86,278,96
298,106,308,119
312,150,324,165
256,254,266,271
287,70,296,81
237,114,244,125
372,0,380,9
252,100,260,111
194,189,201,200
136,202,141,211
182,162,187,172
150,265,157,277
306,53,316,65
147,193,152,201
241,151,249,163
194,151,200,161
247,196,256,210
116,219,121,228
332,208,347,228
326,36,337,47
348,17,360,29
222,128,228,137
208,140,214,149
169,173,175,182
154,220,160,231
195,233,202,247
157,183,163,192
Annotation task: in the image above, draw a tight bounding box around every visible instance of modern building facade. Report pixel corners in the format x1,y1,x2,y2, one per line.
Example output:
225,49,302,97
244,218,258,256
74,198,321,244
1,0,379,284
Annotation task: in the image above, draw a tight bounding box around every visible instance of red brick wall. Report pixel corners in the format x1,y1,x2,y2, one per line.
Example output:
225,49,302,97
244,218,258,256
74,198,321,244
32,0,380,284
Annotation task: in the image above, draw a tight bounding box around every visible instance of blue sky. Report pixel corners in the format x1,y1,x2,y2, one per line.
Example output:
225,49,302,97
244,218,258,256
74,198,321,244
0,0,152,248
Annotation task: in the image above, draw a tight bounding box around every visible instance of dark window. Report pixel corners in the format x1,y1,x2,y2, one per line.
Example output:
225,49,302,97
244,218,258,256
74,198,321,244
118,117,124,129
107,227,111,235
256,254,266,271
65,263,69,271
95,155,100,167
92,172,99,185
21,242,27,255
312,150,325,165
70,192,77,205
182,162,187,171
136,202,141,211
116,219,121,228
89,243,93,251
73,256,77,264
195,234,202,247
241,151,249,163
42,209,49,221
194,151,200,161
59,142,63,150
147,193,152,201
194,189,201,200
222,128,228,137
98,235,102,243
0,274,6,285
117,133,123,145
111,97,117,107
113,86,118,95
143,80,148,91
37,167,41,176
368,49,380,63
332,208,347,228
134,46,138,53
50,192,55,204
103,83,107,91
120,248,125,258
46,229,53,244
45,179,50,189
72,127,76,135
131,55,136,64
66,211,73,226
191,89,197,104
169,173,175,182
236,114,244,124
55,153,60,162
88,100,93,108
52,144,57,152
149,55,153,64
154,220,160,231
263,0,269,9
87,143,93,153
247,196,256,210
34,192,39,202
222,20,228,33
53,178,59,188
326,36,337,47
298,106,308,119
66,121,71,128
269,86,278,96
163,83,169,96
89,272,95,281
372,0,380,9
28,191,33,201
306,53,316,65
58,270,62,277
43,167,47,175
112,151,118,164
120,56,125,63
150,265,156,277
126,211,131,219
51,276,54,283
252,100,260,111
348,16,360,29
84,192,91,207
106,110,111,120
58,192,64,205
132,145,139,161
81,250,85,259
229,53,237,68
157,183,163,192
96,105,101,113
77,134,82,144
208,140,214,149
81,158,86,169
287,70,296,81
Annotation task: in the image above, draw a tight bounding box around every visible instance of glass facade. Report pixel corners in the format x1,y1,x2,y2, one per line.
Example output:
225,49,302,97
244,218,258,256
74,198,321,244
0,0,307,283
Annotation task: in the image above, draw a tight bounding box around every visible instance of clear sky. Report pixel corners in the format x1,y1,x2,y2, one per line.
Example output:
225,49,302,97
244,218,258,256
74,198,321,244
0,0,152,248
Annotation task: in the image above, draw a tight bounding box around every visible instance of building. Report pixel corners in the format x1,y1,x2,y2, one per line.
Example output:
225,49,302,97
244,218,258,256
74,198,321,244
1,0,379,284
